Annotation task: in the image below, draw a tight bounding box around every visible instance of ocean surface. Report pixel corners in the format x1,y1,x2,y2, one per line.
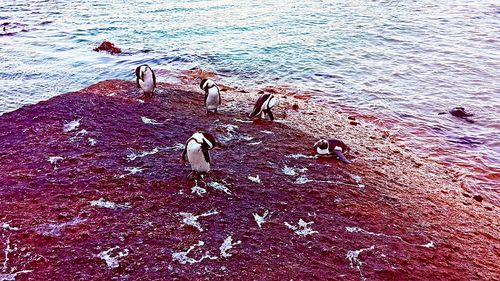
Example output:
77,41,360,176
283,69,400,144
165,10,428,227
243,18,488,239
0,0,498,202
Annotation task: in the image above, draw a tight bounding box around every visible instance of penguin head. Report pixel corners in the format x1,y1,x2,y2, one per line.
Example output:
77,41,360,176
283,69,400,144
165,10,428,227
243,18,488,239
201,132,217,150
135,64,150,81
314,139,329,150
199,79,216,91
199,79,208,90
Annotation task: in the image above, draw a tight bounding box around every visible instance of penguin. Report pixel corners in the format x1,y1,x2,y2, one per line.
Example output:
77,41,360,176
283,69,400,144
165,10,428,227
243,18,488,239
135,64,156,96
249,91,277,121
181,132,217,178
199,79,221,113
313,139,351,164
438,107,474,123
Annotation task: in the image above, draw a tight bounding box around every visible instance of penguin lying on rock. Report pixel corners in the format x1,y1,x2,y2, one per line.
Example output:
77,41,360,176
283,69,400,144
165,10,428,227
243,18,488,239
200,79,221,113
249,91,277,121
135,64,156,97
314,139,351,164
181,132,218,179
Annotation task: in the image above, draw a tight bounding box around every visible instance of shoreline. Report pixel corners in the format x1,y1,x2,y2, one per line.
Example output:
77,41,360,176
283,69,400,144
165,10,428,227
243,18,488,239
0,80,498,280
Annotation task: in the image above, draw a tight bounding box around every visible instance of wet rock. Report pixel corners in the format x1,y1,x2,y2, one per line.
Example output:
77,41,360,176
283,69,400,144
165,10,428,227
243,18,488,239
93,40,122,54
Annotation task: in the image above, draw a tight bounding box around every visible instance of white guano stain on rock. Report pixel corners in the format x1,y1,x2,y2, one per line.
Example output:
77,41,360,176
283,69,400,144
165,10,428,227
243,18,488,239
63,119,80,133
98,246,129,269
191,182,207,197
219,235,241,258
172,241,218,265
247,175,261,184
89,198,131,210
35,217,87,237
0,270,32,281
141,116,162,125
206,181,231,195
346,245,375,281
346,226,434,248
126,148,160,161
285,219,318,237
282,165,308,176
253,210,270,229
178,210,219,232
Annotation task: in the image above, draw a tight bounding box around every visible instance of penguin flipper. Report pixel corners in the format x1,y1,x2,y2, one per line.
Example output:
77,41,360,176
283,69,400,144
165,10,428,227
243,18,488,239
152,69,157,88
136,77,140,88
202,148,211,164
266,110,274,121
181,144,188,162
334,150,351,164
218,89,221,105
204,93,208,107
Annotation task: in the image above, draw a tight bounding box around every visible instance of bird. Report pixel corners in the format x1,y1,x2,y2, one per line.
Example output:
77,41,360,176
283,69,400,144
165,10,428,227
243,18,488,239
249,91,277,121
199,79,221,113
135,64,156,96
313,139,351,164
181,132,217,178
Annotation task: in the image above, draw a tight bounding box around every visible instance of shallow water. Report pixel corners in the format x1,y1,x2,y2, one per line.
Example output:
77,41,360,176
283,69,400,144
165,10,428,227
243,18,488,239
0,0,498,201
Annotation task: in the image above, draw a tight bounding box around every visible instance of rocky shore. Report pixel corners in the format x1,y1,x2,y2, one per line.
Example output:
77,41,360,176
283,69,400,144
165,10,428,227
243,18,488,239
0,80,498,280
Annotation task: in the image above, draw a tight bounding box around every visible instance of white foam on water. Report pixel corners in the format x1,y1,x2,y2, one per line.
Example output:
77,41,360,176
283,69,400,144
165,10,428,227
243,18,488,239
247,175,261,184
0,270,32,281
172,241,218,265
206,182,231,195
63,119,80,133
178,210,218,232
253,210,270,229
141,116,162,125
98,246,129,269
126,148,160,161
346,226,434,248
285,219,318,237
346,245,375,281
247,141,262,145
137,99,145,104
88,138,97,146
0,224,19,231
107,92,117,97
89,198,131,210
219,235,241,258
35,217,87,237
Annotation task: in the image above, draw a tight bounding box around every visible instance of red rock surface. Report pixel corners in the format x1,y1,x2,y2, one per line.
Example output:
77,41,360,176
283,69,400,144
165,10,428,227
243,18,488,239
0,80,498,280
93,41,122,54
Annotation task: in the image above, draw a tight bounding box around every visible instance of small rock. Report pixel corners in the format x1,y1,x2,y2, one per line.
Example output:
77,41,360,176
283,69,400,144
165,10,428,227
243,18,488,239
349,121,359,126
292,104,299,111
472,195,483,202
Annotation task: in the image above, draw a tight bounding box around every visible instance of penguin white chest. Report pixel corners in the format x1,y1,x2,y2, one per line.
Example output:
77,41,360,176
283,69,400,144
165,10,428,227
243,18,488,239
316,147,330,155
139,71,155,93
186,140,210,173
206,87,220,110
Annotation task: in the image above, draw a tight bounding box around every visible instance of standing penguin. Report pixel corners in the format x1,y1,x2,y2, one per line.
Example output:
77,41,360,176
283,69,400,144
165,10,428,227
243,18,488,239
249,91,277,121
181,132,217,178
135,64,156,96
200,79,221,113
313,139,351,164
